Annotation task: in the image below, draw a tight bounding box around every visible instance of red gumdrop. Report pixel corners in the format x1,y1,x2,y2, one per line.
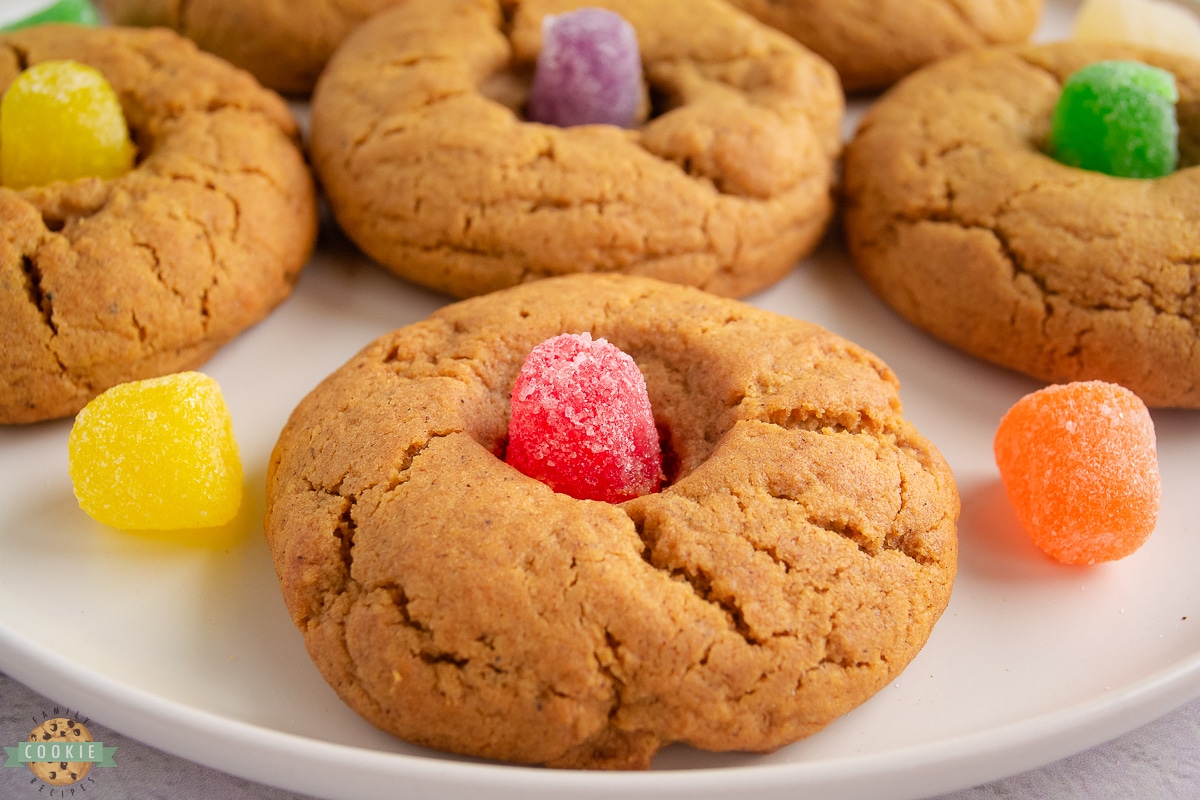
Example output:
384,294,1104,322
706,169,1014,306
506,332,662,502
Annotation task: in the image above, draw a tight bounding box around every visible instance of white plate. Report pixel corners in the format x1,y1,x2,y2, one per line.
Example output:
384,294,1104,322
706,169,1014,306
4,1,1200,798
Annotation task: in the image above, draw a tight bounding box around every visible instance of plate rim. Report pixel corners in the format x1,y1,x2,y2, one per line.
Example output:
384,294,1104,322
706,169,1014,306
5,619,1200,800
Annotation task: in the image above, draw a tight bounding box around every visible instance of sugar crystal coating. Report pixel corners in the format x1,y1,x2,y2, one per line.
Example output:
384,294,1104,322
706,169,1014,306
0,59,135,189
506,332,662,502
68,372,243,530
993,381,1160,565
526,8,643,128
1048,59,1178,179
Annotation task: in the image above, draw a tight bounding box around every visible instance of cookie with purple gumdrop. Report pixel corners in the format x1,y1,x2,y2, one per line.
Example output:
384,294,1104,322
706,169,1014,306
309,0,845,299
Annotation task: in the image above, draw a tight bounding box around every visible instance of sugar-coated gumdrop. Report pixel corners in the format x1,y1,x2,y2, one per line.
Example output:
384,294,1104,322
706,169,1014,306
526,8,644,128
993,381,1161,565
1073,0,1200,59
1,59,135,190
68,372,243,530
0,0,100,31
506,332,662,503
1048,60,1178,179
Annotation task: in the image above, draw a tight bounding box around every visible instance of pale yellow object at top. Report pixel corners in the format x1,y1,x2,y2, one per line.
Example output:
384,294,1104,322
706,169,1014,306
1073,0,1200,56
68,372,243,531
0,59,135,189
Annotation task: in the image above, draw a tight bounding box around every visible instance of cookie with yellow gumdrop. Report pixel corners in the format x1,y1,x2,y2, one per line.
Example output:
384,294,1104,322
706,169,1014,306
0,58,135,189
68,372,243,530
0,24,317,425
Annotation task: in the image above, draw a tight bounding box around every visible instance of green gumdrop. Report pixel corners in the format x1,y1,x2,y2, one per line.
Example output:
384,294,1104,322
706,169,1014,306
1048,60,1179,179
0,0,100,31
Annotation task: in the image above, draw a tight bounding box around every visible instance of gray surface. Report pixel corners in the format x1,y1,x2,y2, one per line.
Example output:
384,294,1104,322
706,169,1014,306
1,669,1197,799
0,671,316,799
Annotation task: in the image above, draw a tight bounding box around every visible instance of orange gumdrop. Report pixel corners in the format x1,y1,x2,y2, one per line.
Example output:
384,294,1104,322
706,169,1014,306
993,381,1160,565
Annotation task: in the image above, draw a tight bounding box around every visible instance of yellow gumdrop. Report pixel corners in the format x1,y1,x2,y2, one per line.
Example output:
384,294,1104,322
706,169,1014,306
68,372,243,531
0,59,135,190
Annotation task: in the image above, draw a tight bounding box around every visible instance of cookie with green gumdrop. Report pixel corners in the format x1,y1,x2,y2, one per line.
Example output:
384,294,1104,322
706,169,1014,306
1048,59,1179,179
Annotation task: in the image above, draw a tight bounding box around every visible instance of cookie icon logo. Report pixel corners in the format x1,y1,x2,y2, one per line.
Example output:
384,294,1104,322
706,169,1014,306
25,718,94,786
4,712,116,789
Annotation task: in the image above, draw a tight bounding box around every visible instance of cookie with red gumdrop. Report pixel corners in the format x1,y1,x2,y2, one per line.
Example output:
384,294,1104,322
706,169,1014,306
993,380,1161,565
264,273,959,770
505,332,662,502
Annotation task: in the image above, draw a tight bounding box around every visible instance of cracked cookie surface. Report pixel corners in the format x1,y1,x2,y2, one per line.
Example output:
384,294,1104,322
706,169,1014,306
101,0,403,95
725,0,1043,92
309,0,843,300
264,273,959,769
843,41,1200,408
0,24,318,424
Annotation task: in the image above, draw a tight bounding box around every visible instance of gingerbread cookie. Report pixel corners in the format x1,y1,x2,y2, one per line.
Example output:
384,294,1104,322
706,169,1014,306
101,0,402,95
264,273,959,769
1,24,318,424
309,0,843,300
843,41,1200,408
725,0,1043,92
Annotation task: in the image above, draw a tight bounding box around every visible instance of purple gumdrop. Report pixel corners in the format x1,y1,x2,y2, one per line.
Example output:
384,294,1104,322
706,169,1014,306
526,8,643,128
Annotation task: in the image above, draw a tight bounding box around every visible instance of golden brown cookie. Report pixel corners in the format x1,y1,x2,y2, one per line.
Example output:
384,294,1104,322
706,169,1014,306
309,0,843,300
100,0,403,95
0,24,318,424
725,0,1043,92
843,41,1200,408
264,273,959,769
25,718,93,786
